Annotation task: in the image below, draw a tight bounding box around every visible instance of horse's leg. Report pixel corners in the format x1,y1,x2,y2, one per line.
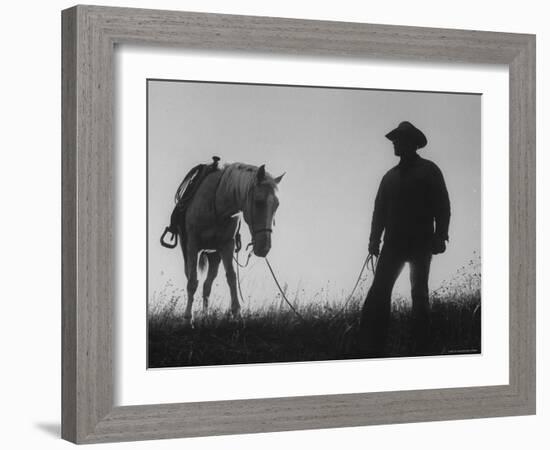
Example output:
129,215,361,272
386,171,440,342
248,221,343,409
182,240,199,327
202,252,221,312
220,241,240,318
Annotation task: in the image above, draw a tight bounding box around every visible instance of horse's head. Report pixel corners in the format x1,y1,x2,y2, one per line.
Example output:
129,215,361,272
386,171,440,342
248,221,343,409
244,165,284,257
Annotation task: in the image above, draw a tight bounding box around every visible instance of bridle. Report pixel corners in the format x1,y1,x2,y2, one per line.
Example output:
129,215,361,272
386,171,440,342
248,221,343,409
244,181,275,244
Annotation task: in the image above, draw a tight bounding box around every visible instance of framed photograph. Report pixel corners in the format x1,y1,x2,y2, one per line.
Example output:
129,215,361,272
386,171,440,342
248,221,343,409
147,80,479,367
62,5,536,444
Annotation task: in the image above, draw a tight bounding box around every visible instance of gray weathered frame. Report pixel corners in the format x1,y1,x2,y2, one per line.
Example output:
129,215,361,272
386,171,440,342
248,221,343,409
61,5,536,444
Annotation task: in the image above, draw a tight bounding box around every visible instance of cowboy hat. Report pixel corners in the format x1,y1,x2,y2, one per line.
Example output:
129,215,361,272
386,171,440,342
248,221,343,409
385,121,427,149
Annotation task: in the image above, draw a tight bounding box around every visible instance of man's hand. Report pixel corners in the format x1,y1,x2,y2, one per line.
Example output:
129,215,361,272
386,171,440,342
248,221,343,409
431,236,447,255
368,242,380,257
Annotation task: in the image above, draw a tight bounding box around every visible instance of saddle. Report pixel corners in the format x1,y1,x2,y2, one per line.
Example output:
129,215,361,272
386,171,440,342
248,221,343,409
160,156,221,248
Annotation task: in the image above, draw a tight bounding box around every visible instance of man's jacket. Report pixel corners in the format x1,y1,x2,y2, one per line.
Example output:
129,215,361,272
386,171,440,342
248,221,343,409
369,155,451,251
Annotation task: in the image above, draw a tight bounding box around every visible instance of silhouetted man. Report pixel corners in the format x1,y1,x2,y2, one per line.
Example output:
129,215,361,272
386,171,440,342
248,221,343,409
360,121,451,357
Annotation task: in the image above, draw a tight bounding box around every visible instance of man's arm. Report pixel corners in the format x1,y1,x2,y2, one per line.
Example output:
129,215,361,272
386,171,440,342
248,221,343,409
369,176,386,254
432,165,451,242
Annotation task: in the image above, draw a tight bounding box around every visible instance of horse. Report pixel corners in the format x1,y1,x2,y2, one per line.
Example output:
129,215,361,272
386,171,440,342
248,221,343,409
164,161,284,326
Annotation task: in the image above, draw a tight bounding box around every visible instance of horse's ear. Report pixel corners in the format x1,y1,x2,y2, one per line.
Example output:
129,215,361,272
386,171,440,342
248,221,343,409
257,165,266,182
273,172,285,184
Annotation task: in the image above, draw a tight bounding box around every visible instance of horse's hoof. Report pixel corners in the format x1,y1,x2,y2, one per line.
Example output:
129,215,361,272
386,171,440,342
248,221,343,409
230,311,243,326
182,317,194,329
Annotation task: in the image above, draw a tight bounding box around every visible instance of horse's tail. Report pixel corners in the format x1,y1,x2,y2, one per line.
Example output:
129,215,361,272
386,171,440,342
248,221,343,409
198,251,209,274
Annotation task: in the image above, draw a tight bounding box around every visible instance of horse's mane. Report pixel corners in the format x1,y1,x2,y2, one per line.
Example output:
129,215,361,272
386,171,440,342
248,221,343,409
220,162,278,205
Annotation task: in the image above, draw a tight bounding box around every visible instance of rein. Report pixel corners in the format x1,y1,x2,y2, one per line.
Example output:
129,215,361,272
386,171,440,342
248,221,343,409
265,258,306,322
214,165,271,306
331,253,377,319
233,231,378,321
233,239,253,305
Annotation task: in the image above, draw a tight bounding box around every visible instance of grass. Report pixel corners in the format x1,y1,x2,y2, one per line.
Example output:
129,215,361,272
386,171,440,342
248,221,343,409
148,257,481,368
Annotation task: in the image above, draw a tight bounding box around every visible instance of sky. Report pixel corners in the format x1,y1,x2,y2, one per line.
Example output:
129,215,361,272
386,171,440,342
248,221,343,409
147,80,481,309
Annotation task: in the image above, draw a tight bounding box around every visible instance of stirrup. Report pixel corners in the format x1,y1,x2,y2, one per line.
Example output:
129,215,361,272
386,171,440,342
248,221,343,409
160,227,178,249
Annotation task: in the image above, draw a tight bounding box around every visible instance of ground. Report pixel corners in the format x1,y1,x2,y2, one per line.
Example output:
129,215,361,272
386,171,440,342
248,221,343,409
148,258,481,368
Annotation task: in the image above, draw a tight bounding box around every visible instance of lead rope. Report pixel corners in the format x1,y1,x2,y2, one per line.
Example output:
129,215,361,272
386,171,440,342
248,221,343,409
236,252,377,323
265,257,306,323
332,253,378,319
232,215,376,321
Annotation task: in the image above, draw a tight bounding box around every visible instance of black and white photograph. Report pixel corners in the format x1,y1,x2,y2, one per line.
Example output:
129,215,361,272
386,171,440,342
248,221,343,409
147,79,481,368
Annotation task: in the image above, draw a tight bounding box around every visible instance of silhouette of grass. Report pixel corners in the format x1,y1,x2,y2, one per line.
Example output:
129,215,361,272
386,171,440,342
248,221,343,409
148,257,481,368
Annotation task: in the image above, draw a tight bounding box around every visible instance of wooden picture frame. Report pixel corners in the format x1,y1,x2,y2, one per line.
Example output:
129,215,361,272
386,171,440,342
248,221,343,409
61,5,536,444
